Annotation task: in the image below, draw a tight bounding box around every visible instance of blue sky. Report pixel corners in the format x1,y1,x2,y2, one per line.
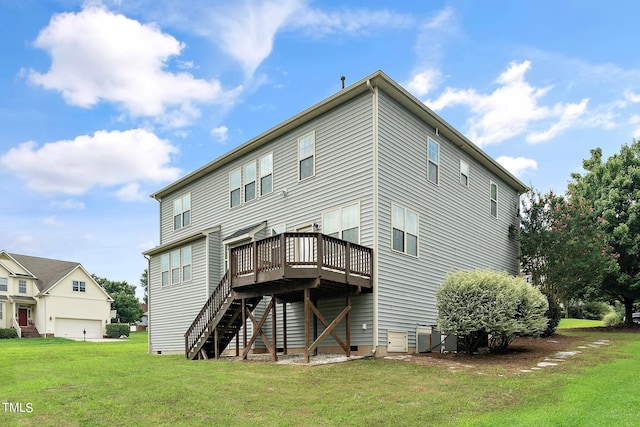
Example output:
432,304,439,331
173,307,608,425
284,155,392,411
1,0,639,300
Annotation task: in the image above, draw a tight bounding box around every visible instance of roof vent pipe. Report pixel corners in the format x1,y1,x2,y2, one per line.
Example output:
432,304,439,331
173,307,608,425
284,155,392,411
340,75,345,89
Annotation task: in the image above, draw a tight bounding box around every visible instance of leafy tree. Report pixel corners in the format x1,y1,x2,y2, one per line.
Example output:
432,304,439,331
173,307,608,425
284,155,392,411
436,270,548,354
520,189,617,310
140,268,148,304
93,275,143,324
569,141,640,324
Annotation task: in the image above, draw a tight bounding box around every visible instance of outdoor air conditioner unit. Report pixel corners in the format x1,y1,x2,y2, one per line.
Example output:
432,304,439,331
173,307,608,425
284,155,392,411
416,325,442,353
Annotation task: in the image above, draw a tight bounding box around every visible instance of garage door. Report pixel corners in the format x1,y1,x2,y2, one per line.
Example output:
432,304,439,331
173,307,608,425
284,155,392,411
56,318,102,339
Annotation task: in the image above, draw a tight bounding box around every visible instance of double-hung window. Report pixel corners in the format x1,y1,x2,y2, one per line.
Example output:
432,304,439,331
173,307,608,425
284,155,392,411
182,246,192,282
72,281,86,292
298,132,315,180
19,280,26,293
171,250,181,285
173,193,191,230
161,254,170,286
260,153,273,195
392,204,418,256
0,277,7,292
490,182,498,218
460,160,470,187
427,138,439,184
244,162,256,202
229,168,241,208
323,203,360,244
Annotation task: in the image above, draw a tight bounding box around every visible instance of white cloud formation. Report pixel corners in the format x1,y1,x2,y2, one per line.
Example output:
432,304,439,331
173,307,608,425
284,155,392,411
496,156,538,178
428,60,590,146
624,90,640,103
51,199,85,210
407,69,443,97
28,4,239,127
0,129,180,195
210,125,228,143
42,216,64,227
115,182,147,202
630,114,640,138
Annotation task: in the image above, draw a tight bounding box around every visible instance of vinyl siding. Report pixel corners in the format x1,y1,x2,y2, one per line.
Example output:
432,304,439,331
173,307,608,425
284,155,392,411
376,91,520,349
152,92,376,352
148,237,207,353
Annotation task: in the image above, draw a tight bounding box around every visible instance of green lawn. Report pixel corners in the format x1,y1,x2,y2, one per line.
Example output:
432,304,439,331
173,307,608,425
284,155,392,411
558,318,605,329
1,330,638,426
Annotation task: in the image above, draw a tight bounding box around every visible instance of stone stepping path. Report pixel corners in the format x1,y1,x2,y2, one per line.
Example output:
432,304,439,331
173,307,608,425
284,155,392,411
520,340,610,373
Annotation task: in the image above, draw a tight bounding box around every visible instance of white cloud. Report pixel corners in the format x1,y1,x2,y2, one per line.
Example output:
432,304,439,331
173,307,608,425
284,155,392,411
115,182,147,202
0,129,180,195
527,98,589,143
42,216,64,227
406,69,443,97
631,114,640,138
210,125,228,143
427,60,592,146
624,90,640,103
51,199,85,210
496,156,538,178
28,4,239,127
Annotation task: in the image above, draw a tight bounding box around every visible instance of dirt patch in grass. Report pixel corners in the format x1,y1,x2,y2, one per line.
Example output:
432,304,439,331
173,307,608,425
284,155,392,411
403,325,640,374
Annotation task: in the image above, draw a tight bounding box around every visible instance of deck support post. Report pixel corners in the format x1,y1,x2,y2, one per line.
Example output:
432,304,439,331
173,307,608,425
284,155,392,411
304,288,310,363
214,328,220,359
242,298,247,357
306,295,352,357
271,295,277,362
282,302,288,355
313,298,318,356
346,294,351,357
242,298,277,361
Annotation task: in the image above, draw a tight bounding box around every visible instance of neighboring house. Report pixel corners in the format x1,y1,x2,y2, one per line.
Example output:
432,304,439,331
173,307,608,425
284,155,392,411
0,251,113,339
135,303,148,331
144,70,527,360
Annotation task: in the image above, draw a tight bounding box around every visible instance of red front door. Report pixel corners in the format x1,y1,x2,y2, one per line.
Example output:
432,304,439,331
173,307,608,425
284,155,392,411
18,308,28,326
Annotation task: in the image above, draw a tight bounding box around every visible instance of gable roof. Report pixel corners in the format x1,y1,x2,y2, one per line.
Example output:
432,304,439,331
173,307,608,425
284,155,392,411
6,252,112,301
150,70,528,201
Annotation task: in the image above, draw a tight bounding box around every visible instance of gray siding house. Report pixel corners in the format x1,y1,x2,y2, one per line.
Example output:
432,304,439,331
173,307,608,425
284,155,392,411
143,70,527,360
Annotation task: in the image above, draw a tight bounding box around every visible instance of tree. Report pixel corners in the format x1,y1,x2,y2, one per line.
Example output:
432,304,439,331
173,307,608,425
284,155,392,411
520,190,617,308
140,268,148,304
569,141,640,324
93,275,143,324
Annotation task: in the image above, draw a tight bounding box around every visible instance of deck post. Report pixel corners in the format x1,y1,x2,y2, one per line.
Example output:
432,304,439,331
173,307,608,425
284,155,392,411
346,294,351,357
345,242,351,284
317,234,323,277
282,302,288,355
313,297,318,356
253,241,259,283
271,295,277,362
214,328,220,359
242,298,247,360
280,233,286,277
304,288,310,363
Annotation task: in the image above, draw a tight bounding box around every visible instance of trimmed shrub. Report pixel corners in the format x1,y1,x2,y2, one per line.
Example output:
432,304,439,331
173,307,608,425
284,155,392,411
436,270,548,354
541,293,563,337
0,328,19,339
582,301,612,320
105,324,130,338
603,311,623,326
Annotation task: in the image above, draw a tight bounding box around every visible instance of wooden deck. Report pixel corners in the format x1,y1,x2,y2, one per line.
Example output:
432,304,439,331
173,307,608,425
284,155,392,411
185,232,372,361
230,232,372,302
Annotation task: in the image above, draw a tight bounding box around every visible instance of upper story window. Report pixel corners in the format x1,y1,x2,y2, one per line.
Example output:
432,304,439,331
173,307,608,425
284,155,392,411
19,280,26,293
162,246,192,286
392,204,418,256
173,193,191,230
427,138,439,185
72,281,86,292
244,162,257,202
298,131,315,181
260,153,273,195
323,203,360,244
229,168,241,208
460,160,470,187
490,182,498,218
0,277,7,292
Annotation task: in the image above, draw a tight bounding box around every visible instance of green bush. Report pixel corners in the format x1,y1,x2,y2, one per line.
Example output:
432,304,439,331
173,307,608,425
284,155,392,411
603,311,623,326
582,301,612,320
0,328,19,339
436,270,548,354
541,293,563,337
106,324,130,338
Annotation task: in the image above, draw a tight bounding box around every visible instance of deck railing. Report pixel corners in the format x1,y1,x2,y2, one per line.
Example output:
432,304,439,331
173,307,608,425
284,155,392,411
230,232,372,287
184,271,231,358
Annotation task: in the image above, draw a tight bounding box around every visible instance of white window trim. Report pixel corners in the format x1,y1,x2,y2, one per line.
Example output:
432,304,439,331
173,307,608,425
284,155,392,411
164,246,193,286
72,280,86,292
391,203,419,258
490,181,498,218
298,130,316,181
243,161,257,203
321,201,361,244
460,159,470,187
229,168,242,209
259,152,274,196
427,137,439,185
19,279,27,294
161,254,170,287
0,277,7,292
173,193,191,230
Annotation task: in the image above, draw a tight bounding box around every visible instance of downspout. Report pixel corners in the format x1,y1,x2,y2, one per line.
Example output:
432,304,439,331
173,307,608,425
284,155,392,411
368,78,380,355
144,254,151,354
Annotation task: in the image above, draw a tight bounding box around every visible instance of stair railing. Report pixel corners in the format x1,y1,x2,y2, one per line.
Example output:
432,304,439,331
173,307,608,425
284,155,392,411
184,271,231,358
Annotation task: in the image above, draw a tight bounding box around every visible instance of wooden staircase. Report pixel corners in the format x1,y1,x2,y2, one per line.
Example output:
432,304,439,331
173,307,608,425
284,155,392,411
185,271,262,360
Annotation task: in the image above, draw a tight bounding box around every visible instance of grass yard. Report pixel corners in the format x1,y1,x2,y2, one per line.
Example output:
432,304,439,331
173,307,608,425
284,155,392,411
558,318,605,329
1,328,639,427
